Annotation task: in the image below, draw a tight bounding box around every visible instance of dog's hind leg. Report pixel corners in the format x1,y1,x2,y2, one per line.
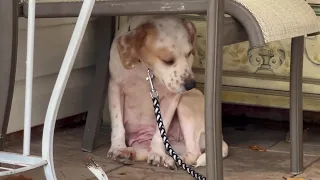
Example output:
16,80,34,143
195,138,229,167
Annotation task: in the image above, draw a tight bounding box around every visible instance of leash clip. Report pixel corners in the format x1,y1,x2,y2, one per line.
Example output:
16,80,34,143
146,68,159,98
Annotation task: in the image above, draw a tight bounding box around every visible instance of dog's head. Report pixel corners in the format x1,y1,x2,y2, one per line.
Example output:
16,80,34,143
116,17,197,93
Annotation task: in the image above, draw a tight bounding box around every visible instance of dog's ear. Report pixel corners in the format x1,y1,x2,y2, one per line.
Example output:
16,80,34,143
117,23,153,69
182,19,198,56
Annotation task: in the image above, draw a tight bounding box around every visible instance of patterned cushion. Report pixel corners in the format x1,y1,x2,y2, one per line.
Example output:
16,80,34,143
233,0,320,43
307,0,320,5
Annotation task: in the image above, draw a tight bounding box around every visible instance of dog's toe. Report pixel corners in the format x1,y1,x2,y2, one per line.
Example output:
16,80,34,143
147,150,176,169
163,156,176,170
147,151,162,166
148,153,161,166
182,152,199,166
107,147,136,165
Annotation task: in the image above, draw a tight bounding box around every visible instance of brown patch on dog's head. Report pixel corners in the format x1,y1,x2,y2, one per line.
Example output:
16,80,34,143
182,19,198,57
116,23,157,69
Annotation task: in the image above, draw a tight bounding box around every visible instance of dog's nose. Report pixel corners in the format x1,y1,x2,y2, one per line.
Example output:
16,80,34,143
183,79,196,91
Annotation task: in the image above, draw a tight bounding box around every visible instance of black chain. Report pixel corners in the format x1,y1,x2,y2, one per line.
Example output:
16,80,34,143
151,97,206,180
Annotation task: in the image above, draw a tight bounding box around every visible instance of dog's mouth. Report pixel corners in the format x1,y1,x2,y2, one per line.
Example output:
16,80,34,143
147,68,196,93
164,79,197,93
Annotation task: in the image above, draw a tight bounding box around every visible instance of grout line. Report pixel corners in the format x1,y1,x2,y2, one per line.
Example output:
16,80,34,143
266,140,283,149
303,157,320,171
266,149,320,157
230,146,320,157
105,164,125,173
304,143,320,147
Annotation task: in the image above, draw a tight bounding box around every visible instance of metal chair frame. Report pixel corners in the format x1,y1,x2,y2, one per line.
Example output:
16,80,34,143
0,0,311,179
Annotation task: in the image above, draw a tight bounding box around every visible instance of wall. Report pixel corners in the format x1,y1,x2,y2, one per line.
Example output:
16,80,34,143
191,15,320,112
112,15,320,114
7,18,97,133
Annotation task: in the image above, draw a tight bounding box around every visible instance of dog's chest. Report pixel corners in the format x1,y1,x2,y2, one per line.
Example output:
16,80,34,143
118,65,168,95
118,68,172,125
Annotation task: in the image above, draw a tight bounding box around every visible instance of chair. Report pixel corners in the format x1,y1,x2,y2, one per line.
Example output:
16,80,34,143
0,0,320,179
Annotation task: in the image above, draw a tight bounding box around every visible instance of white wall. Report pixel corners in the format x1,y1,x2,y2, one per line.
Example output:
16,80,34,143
7,18,97,133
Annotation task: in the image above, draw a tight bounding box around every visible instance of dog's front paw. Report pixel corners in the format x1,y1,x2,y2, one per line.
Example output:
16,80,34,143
147,149,176,169
107,146,136,165
182,152,199,166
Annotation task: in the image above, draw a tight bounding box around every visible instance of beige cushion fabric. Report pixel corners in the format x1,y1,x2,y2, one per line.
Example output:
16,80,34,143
28,0,320,43
30,0,320,4
307,0,320,5
33,0,95,2
234,0,320,43
29,0,320,4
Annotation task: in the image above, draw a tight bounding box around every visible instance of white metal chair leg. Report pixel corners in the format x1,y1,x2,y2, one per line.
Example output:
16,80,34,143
41,0,96,179
24,0,35,157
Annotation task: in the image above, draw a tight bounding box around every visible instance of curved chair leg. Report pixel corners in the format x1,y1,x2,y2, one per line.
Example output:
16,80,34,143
81,17,115,152
0,0,19,150
205,0,225,179
41,1,96,179
290,36,304,175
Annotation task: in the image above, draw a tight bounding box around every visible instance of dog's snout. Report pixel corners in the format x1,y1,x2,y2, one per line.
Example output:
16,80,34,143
183,79,196,91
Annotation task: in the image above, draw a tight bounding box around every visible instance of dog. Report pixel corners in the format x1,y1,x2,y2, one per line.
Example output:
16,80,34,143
107,15,228,168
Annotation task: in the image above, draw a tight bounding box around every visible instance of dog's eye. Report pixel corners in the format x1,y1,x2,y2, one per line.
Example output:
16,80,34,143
186,51,192,58
163,58,175,65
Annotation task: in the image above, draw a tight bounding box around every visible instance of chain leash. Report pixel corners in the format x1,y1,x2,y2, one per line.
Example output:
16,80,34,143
146,69,206,180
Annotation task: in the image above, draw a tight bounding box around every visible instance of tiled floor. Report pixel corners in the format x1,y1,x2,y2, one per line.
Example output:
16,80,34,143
2,119,320,180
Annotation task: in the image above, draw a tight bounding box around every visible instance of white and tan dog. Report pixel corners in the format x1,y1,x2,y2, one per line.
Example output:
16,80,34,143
107,16,228,168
